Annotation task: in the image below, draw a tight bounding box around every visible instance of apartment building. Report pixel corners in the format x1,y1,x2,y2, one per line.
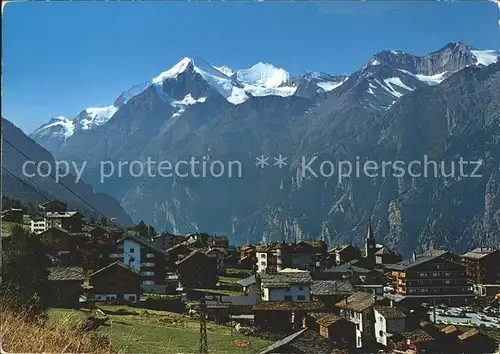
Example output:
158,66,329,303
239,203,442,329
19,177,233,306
110,232,169,294
388,250,474,305
461,247,500,285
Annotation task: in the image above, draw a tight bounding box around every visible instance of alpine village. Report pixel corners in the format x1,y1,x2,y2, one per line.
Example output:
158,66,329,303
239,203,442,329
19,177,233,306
1,198,499,354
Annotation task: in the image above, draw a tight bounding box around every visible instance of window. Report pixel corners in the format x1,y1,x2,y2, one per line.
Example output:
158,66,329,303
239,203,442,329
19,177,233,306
129,248,135,253
297,295,306,301
261,254,266,259
298,285,304,291
286,287,291,292
379,330,384,337
284,295,293,301
128,295,136,302
260,261,266,266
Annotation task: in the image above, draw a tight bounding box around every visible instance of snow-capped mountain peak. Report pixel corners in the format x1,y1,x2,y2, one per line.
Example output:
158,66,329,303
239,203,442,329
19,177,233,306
153,57,195,84
471,50,499,66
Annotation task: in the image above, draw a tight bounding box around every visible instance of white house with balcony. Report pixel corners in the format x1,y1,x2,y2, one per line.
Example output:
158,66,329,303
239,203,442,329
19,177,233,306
112,232,170,293
259,272,312,302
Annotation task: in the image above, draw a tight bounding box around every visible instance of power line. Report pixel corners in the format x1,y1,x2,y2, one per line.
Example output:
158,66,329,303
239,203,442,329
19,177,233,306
1,166,52,203
3,138,121,228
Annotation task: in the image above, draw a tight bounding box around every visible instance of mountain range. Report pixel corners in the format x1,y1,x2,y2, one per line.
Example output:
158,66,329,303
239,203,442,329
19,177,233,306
25,42,500,255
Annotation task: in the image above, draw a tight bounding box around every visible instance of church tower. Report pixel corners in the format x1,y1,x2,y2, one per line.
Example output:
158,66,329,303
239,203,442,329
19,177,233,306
364,222,376,262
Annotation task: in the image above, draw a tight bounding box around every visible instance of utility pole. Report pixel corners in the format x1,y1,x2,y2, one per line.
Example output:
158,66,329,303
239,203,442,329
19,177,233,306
199,296,208,354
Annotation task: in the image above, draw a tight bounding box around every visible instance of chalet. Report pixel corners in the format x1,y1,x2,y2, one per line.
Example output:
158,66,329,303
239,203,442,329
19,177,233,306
86,261,141,303
39,200,68,213
290,240,327,272
46,266,85,306
111,232,169,293
45,211,84,233
89,225,123,242
1,208,23,223
206,294,257,318
253,301,325,331
165,243,192,268
373,306,407,346
236,275,258,297
390,329,435,353
256,241,327,274
335,292,377,348
461,247,500,285
205,247,227,274
150,232,186,249
375,246,403,265
310,280,353,307
39,227,86,265
259,272,312,302
256,328,338,354
316,313,357,348
388,250,474,305
327,244,361,267
176,250,217,289
239,245,256,269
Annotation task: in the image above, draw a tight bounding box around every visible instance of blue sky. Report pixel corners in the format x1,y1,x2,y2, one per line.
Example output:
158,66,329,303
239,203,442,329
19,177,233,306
3,1,499,133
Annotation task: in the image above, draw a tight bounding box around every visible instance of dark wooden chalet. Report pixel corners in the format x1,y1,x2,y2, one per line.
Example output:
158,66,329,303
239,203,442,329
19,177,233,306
86,261,141,303
46,266,85,307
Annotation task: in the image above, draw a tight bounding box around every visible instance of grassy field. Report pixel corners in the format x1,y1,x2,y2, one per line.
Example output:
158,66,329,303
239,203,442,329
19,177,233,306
46,308,88,327
92,305,271,354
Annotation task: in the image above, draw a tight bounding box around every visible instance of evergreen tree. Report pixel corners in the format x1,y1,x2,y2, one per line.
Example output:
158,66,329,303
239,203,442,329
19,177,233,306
1,226,50,320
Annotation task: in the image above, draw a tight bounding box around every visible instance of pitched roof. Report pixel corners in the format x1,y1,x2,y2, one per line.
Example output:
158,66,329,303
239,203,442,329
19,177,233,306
89,261,140,277
322,262,372,274
260,272,312,288
253,301,325,312
441,325,458,335
46,211,82,219
117,232,168,256
310,280,354,296
399,329,434,343
90,224,123,234
335,292,375,312
165,242,191,254
387,250,448,271
374,246,400,257
257,328,336,354
257,328,308,354
462,248,499,260
458,328,480,341
40,200,67,207
48,266,85,281
40,226,71,235
175,249,211,265
374,306,407,319
316,314,343,327
237,275,256,287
